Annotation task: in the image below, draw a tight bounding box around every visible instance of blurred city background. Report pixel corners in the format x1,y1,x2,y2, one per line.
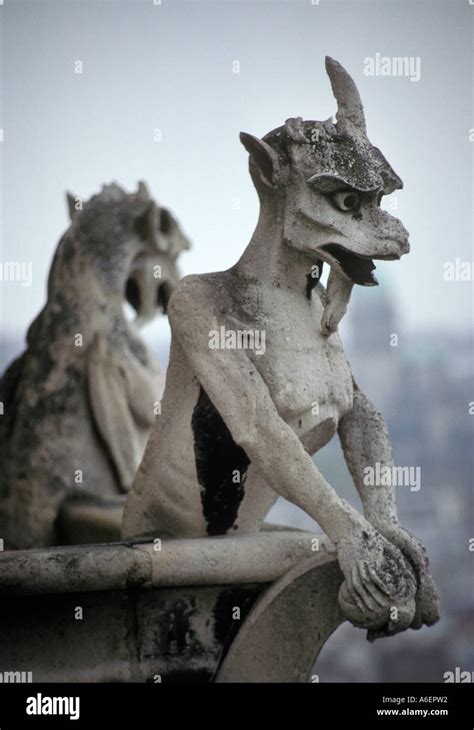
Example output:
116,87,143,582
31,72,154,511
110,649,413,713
1,0,472,682
275,285,474,682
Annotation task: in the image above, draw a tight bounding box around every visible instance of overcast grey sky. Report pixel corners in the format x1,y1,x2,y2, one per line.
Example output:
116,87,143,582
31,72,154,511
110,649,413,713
1,0,472,351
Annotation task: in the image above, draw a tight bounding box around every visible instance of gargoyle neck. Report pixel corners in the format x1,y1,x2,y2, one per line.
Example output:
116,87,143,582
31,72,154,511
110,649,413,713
236,203,317,295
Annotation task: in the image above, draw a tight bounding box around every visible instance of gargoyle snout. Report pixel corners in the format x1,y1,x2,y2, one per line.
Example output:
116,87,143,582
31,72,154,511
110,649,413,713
371,209,410,260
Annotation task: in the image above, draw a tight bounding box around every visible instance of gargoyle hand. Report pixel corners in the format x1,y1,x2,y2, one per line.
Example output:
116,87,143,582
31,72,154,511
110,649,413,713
370,519,440,630
336,515,417,640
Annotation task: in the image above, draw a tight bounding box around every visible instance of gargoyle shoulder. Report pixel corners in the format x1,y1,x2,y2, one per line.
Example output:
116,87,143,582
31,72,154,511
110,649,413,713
167,273,220,332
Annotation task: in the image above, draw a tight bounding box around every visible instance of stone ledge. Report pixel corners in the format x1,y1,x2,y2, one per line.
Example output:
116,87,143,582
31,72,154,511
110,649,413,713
0,530,336,597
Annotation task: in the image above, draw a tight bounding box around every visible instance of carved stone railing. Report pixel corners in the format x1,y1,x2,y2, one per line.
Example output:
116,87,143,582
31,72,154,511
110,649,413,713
0,531,344,682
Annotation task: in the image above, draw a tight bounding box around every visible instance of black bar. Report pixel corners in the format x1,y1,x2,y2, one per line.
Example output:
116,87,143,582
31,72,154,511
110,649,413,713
0,683,472,728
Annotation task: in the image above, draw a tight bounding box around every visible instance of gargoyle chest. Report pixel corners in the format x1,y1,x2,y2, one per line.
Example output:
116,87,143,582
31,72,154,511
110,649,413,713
249,317,354,427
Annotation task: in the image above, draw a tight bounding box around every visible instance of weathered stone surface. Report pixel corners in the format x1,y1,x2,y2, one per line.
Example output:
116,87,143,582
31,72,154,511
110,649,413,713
123,58,439,639
0,533,340,682
0,585,258,682
0,183,190,549
216,553,344,682
0,530,334,595
57,495,126,545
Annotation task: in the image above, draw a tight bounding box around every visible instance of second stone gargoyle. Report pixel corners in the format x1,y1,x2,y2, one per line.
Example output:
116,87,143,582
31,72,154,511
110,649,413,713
122,59,439,639
0,182,190,549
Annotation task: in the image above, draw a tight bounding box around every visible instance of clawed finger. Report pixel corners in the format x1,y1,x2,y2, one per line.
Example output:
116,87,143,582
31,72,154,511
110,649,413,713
368,564,406,600
359,562,390,607
350,566,382,614
345,569,367,615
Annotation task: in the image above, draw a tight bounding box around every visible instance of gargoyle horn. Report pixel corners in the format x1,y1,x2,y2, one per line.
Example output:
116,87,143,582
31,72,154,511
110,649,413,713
135,199,160,245
66,192,78,221
325,56,366,136
137,180,151,200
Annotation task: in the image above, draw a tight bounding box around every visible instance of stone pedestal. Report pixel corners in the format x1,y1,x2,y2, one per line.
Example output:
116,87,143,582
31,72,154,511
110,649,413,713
0,532,344,682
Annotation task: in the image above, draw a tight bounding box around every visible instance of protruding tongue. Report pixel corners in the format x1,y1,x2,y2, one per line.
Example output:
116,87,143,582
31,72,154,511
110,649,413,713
321,268,354,335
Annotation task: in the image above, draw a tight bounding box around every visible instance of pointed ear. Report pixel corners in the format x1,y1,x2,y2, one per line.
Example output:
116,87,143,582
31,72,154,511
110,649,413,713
137,180,150,200
240,132,280,187
66,192,78,221
134,199,159,243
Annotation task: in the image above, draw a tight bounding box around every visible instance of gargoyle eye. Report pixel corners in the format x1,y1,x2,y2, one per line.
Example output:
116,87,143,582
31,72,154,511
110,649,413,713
331,190,361,212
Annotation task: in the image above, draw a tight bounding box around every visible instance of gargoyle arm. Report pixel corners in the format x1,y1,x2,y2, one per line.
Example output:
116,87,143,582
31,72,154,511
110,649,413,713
87,333,144,492
168,278,360,544
122,355,162,429
337,377,399,528
338,378,441,628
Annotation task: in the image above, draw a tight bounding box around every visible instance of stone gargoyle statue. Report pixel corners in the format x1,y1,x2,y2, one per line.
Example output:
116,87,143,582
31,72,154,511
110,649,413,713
122,58,439,639
0,182,190,549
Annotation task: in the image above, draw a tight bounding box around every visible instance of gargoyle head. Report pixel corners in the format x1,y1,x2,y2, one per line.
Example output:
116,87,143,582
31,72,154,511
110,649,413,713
65,182,190,326
240,57,409,331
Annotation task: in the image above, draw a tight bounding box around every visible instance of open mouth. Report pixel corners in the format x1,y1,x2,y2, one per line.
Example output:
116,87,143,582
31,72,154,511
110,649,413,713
320,244,378,286
125,275,141,312
125,276,174,317
156,281,173,314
